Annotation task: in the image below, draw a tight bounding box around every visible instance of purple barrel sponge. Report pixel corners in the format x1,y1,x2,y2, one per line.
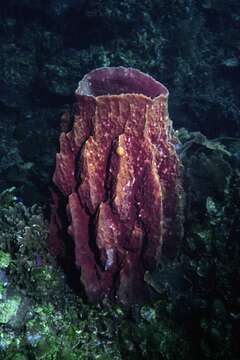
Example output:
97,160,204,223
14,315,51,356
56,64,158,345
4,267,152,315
49,67,183,304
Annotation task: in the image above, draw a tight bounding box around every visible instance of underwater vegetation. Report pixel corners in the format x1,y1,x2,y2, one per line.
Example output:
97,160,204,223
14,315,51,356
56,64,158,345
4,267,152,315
50,67,183,304
1,132,240,359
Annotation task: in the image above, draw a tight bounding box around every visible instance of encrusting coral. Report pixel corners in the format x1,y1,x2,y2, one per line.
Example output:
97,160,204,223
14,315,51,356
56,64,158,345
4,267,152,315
49,67,183,303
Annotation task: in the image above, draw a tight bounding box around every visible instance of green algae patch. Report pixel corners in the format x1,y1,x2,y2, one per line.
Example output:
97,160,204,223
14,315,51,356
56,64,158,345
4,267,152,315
0,251,11,269
0,295,21,324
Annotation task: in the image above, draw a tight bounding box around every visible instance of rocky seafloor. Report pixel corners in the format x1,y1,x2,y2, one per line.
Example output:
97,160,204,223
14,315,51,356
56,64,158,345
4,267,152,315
0,1,240,359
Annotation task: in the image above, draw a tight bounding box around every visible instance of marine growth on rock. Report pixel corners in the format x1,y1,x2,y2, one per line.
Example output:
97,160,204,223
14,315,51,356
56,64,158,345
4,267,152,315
49,67,183,304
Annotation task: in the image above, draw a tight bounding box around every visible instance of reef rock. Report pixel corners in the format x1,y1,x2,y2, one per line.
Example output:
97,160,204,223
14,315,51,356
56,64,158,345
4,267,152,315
49,67,183,304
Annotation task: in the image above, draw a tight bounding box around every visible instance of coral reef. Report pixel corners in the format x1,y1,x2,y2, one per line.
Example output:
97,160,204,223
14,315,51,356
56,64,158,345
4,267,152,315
50,67,183,303
0,1,239,358
0,133,239,359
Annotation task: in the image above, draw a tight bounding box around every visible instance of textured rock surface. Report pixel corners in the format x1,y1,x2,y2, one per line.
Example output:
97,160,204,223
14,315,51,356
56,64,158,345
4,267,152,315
50,67,183,303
